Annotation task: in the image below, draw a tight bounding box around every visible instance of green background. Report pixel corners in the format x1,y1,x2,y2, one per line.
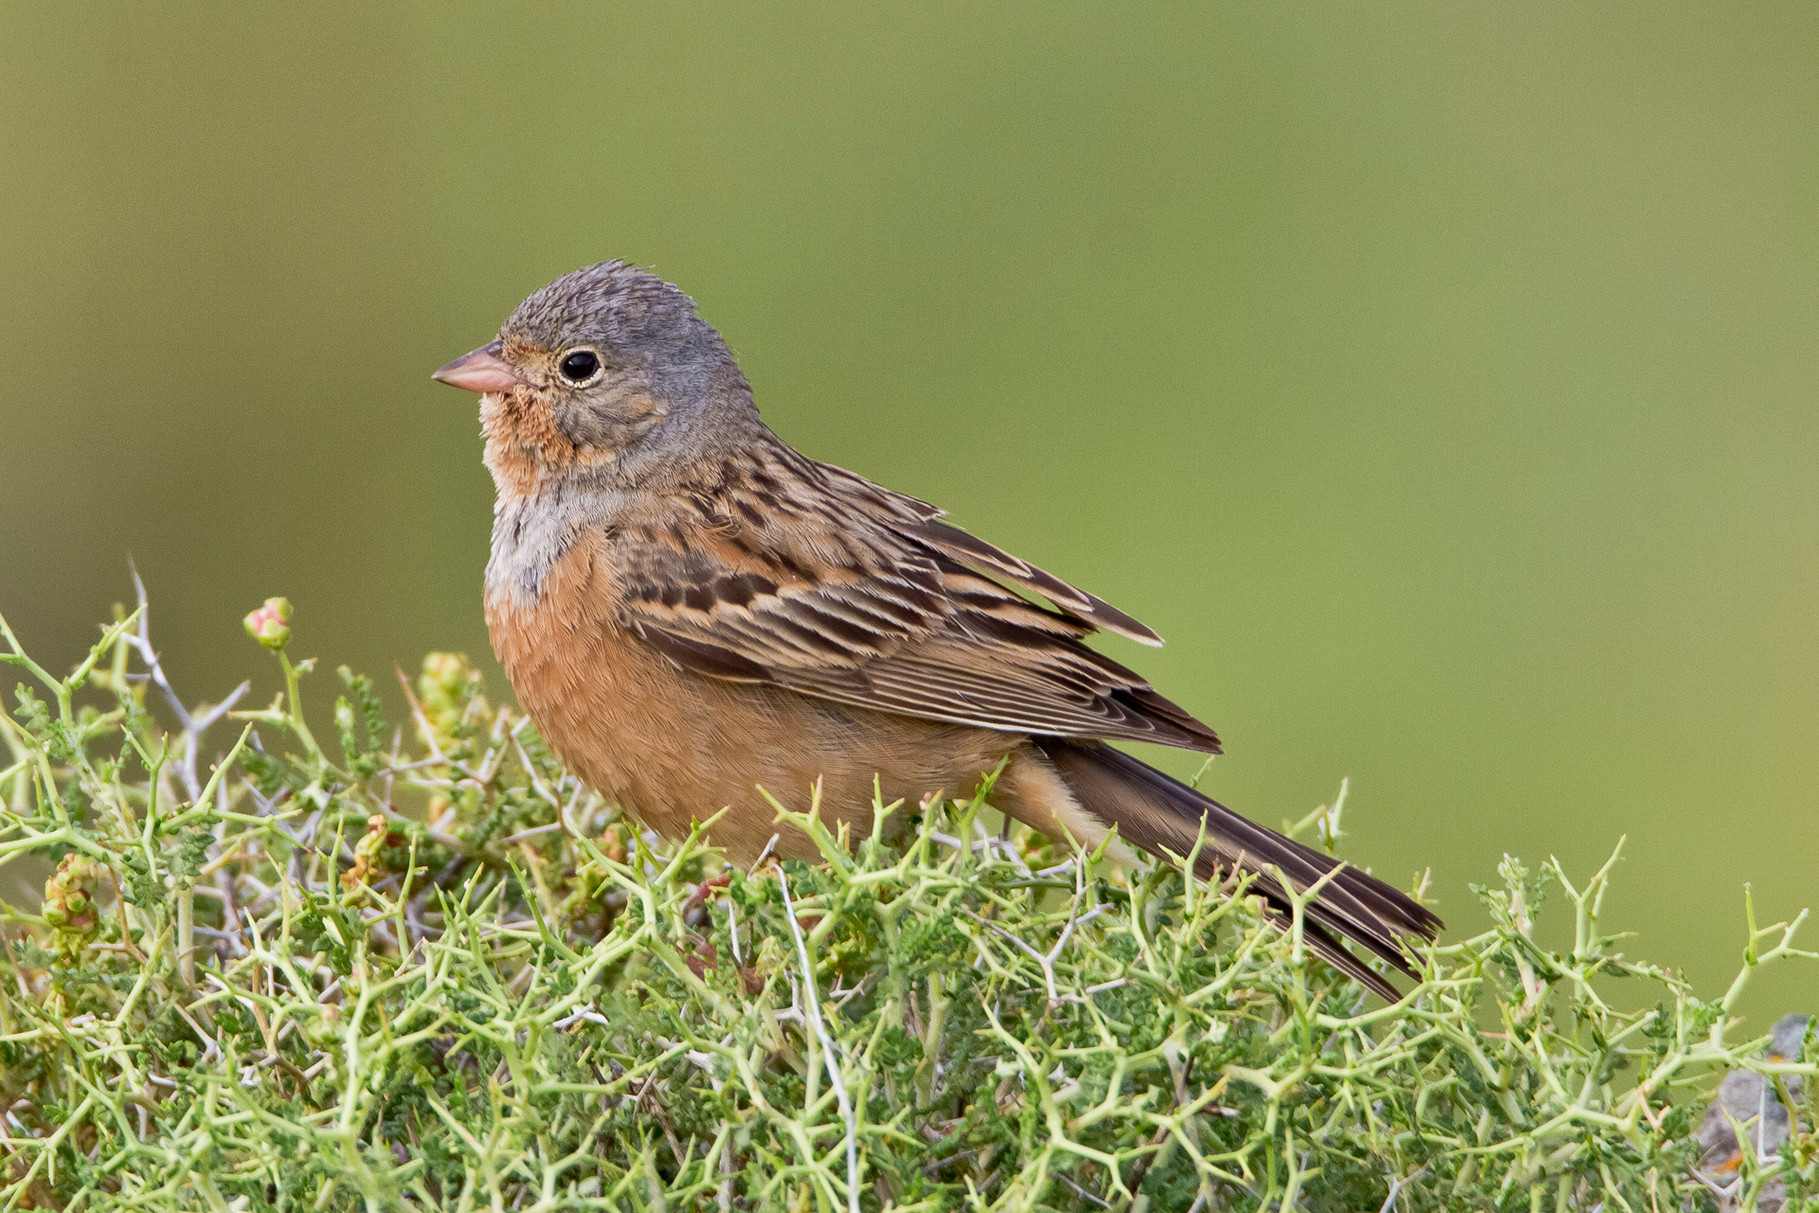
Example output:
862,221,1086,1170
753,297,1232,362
3,5,1815,1015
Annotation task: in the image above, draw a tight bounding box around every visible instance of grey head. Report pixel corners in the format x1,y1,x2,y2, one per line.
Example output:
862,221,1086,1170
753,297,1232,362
434,261,764,492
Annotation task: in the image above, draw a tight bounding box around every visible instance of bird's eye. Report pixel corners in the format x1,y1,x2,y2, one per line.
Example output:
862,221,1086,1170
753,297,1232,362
558,349,602,384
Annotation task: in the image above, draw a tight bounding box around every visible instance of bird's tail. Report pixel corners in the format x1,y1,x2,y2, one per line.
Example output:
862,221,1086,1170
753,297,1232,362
1033,739,1441,1000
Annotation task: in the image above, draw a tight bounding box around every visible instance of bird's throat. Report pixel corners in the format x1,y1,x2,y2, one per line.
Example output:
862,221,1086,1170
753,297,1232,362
479,389,580,500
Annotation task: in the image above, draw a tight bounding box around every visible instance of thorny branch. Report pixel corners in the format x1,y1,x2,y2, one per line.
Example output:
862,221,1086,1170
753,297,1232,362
0,591,1811,1212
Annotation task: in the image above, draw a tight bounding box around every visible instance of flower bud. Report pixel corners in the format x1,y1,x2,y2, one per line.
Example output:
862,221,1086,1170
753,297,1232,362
244,597,293,650
43,854,101,936
417,652,486,744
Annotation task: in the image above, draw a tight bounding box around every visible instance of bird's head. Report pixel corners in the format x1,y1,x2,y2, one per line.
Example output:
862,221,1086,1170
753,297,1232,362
434,261,759,496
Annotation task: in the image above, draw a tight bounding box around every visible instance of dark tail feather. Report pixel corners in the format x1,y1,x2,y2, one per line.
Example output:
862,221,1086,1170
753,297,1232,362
1035,739,1441,1001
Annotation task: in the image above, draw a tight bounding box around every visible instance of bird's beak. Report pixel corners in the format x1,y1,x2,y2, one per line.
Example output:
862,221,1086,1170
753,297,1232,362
432,340,524,393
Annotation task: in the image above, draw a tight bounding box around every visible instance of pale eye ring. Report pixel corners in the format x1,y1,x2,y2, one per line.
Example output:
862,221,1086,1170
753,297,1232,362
558,348,602,384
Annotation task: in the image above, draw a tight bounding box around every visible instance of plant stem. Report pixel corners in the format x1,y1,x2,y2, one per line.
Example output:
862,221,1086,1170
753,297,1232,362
279,651,325,763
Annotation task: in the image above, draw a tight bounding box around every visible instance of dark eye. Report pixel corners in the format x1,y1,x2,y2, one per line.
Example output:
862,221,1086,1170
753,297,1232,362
558,349,601,384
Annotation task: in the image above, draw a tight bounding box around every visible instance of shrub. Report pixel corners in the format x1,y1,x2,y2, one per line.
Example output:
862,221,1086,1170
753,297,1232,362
0,591,1811,1211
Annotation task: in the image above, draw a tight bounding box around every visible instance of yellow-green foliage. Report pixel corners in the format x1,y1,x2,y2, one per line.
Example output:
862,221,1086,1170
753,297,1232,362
0,595,1812,1212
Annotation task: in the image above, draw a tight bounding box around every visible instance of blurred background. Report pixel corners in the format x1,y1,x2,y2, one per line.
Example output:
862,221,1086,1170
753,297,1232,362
2,4,1815,1016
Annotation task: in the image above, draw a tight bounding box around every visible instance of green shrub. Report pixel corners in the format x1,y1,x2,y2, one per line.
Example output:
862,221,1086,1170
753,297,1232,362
0,593,1811,1212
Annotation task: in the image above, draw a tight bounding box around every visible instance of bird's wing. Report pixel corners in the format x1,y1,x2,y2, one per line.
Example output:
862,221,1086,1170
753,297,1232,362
809,461,1165,646
613,449,1220,752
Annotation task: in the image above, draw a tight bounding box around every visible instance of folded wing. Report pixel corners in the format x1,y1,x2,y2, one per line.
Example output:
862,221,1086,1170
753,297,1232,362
616,454,1218,752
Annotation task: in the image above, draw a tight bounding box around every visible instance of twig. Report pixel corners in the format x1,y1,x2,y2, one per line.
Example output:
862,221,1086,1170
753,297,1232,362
778,869,861,1213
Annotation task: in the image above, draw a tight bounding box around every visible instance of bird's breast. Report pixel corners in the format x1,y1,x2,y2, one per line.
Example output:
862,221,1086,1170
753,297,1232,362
486,483,637,607
484,528,695,820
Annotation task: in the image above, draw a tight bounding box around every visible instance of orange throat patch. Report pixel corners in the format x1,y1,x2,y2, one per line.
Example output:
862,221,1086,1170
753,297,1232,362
481,388,577,500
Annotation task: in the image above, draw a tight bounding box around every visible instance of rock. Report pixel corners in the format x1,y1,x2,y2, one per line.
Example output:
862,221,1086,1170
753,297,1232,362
1692,1013,1810,1213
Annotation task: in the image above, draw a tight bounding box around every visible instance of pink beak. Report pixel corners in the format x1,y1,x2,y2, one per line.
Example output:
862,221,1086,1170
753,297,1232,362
432,339,524,393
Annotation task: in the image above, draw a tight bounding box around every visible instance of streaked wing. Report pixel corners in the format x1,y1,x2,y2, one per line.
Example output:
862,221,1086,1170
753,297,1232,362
614,448,1220,752
808,461,1163,646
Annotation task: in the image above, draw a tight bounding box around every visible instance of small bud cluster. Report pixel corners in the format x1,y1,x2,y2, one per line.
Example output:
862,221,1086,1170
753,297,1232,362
43,854,102,947
243,596,293,649
417,652,487,741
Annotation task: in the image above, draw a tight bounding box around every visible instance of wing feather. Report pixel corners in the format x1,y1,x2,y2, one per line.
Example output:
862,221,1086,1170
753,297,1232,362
615,447,1219,752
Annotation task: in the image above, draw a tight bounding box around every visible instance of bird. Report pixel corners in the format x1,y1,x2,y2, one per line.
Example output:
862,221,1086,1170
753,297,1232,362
432,261,1440,998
